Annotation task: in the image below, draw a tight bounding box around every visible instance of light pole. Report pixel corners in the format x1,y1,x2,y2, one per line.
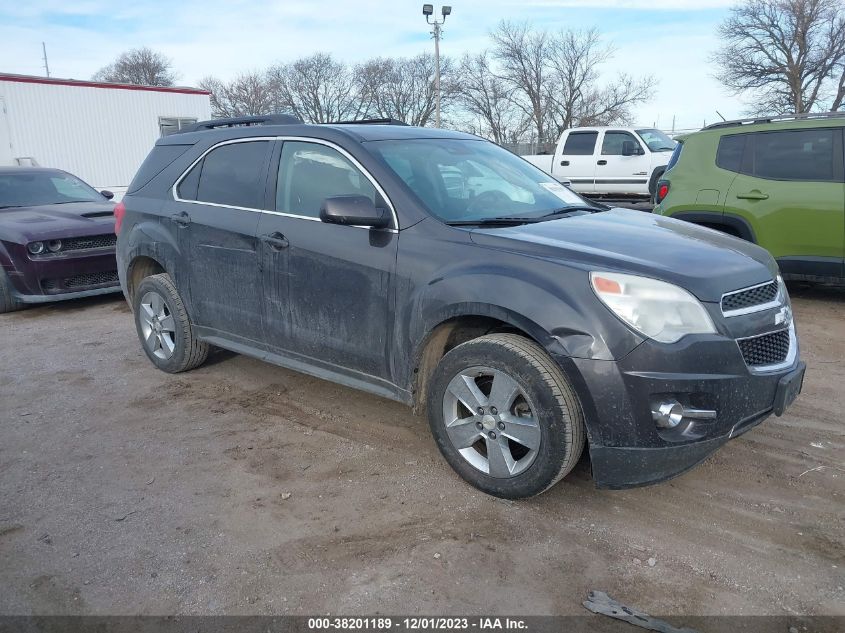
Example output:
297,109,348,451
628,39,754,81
423,4,451,128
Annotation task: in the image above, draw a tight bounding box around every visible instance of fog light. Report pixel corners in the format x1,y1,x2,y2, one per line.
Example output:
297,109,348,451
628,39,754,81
27,241,44,255
653,401,685,429
47,239,63,252
652,400,717,429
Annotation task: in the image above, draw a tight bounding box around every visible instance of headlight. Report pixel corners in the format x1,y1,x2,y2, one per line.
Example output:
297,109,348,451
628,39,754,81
27,241,45,255
47,239,63,252
590,272,716,343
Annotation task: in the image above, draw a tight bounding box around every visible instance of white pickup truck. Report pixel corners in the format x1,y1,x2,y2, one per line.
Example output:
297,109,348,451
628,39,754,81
522,127,676,198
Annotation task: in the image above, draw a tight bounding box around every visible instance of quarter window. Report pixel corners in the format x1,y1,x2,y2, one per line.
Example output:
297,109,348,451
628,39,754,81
716,135,746,173
601,131,641,156
562,132,598,156
276,141,377,218
184,141,270,208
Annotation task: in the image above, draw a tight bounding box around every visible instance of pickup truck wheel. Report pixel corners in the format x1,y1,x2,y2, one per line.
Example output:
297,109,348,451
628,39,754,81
0,269,24,314
649,167,666,203
427,333,585,499
133,273,208,373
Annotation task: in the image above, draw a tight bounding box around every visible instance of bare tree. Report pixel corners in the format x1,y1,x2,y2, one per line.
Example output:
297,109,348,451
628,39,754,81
454,51,529,143
268,53,367,123
491,21,554,143
712,0,845,114
199,73,275,117
92,47,176,86
356,54,451,126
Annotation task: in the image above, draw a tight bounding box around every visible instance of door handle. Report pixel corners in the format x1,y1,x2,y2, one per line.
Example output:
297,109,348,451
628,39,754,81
260,232,289,250
170,211,191,227
597,160,607,166
736,191,769,200
560,160,570,167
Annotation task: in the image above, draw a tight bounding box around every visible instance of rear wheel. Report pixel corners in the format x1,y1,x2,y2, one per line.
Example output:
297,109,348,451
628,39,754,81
133,273,208,373
427,333,586,499
0,269,24,314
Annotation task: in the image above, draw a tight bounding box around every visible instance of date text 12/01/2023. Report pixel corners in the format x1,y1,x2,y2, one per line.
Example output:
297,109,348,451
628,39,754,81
307,618,528,630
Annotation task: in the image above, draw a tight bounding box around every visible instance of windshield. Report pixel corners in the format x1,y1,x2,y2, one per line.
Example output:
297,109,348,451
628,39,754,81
368,138,596,224
635,129,676,152
0,171,104,209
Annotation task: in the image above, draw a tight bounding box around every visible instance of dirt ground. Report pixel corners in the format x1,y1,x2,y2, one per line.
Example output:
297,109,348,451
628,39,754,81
0,284,842,617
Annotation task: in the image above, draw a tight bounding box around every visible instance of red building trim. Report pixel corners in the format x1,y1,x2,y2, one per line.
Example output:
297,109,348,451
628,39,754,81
0,73,210,96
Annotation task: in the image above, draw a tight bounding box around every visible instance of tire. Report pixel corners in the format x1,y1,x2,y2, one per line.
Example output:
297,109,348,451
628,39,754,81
133,273,208,373
649,167,666,204
427,333,586,499
0,269,24,314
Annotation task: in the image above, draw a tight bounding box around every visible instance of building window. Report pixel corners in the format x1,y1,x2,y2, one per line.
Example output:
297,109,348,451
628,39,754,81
159,117,198,137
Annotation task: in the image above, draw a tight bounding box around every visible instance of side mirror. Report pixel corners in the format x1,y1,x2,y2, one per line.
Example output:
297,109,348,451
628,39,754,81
100,190,115,200
621,141,643,157
320,195,389,229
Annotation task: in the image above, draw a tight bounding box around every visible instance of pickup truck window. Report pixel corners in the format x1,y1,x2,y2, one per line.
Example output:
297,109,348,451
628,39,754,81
601,131,641,155
276,141,377,218
371,138,593,223
562,132,598,155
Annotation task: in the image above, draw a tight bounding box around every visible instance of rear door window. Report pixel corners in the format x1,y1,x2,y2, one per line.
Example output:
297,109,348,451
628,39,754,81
562,132,598,155
749,129,837,181
191,141,271,208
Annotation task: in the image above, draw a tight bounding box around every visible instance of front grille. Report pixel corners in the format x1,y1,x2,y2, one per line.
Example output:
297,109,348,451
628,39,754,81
738,329,790,367
722,281,778,313
61,234,117,252
42,270,119,292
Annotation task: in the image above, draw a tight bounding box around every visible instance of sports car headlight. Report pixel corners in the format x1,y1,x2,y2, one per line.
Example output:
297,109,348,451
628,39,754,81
590,272,716,343
27,241,45,255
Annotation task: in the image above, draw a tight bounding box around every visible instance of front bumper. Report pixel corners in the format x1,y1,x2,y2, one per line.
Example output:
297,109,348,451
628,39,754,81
3,241,119,301
558,332,804,489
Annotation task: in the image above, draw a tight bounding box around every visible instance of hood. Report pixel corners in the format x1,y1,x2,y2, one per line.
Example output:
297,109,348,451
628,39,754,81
0,202,116,244
469,208,777,302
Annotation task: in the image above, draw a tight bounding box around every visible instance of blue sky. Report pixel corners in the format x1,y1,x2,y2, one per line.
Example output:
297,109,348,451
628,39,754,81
0,0,744,131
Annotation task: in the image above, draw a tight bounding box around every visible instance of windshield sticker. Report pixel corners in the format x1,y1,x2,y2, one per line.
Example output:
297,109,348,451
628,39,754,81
540,182,582,204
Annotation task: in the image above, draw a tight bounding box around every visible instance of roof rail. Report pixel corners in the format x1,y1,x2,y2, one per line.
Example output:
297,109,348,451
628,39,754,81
328,118,409,126
704,111,845,130
179,114,302,133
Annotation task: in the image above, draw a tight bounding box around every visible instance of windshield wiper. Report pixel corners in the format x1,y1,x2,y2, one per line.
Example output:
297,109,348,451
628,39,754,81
0,205,23,209
539,206,602,219
445,217,543,227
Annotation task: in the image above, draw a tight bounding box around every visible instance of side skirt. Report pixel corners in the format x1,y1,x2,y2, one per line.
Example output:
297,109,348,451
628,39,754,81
196,327,413,406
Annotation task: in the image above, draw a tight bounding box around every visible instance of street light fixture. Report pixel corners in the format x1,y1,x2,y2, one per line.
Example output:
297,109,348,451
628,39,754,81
423,4,452,128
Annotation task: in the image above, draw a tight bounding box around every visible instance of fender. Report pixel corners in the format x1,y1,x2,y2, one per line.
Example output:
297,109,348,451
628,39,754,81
669,211,757,243
647,165,667,195
121,220,184,304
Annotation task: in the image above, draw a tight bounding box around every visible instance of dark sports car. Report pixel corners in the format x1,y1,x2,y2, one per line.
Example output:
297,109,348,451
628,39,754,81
0,167,120,313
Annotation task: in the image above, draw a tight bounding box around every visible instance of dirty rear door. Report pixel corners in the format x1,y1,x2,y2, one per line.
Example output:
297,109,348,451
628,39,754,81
173,139,272,343
257,139,398,383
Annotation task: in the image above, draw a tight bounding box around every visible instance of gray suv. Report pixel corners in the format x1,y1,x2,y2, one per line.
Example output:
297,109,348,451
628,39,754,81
116,115,805,498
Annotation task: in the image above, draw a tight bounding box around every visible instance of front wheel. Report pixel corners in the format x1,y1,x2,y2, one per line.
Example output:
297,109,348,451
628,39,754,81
427,333,586,499
0,269,24,314
133,273,208,373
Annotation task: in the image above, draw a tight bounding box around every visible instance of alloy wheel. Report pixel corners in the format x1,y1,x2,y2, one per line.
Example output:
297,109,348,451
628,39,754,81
441,366,541,478
139,291,177,360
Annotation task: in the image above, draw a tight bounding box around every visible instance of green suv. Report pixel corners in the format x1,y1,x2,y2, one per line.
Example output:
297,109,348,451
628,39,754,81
653,114,845,282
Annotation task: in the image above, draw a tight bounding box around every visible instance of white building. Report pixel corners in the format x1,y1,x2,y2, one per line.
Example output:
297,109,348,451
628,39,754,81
0,73,211,198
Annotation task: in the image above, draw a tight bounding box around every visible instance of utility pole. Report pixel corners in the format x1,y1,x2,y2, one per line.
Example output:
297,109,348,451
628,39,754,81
422,4,451,128
42,42,50,77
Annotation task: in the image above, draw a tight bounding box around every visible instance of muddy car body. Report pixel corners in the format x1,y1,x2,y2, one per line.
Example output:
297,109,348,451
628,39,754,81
117,117,805,497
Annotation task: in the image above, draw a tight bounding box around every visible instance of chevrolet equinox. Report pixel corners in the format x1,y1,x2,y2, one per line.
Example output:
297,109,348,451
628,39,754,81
116,115,805,498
